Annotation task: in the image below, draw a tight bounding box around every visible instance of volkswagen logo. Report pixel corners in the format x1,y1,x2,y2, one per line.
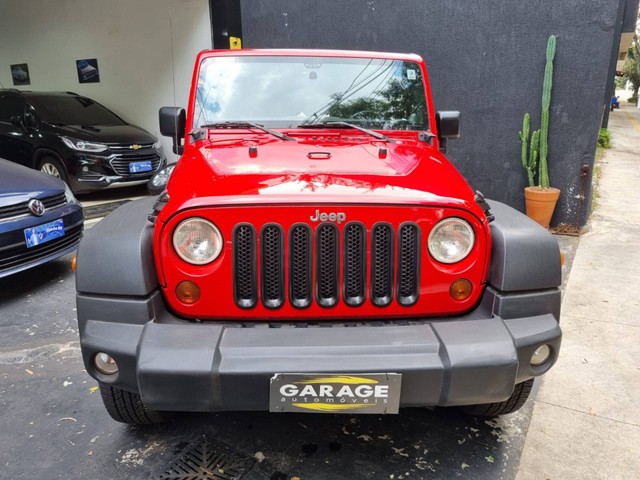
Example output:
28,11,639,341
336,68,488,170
28,199,45,216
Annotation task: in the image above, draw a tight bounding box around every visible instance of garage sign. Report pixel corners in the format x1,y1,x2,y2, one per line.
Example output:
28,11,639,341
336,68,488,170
269,373,402,414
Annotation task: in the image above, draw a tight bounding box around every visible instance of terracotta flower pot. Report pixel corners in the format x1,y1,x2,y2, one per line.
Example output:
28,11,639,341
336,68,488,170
524,187,560,229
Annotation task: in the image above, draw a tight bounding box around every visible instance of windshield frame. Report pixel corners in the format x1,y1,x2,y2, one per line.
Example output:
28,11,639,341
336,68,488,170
186,49,436,144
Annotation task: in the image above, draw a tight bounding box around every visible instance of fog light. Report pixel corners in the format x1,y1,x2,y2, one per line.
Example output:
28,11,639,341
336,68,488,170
449,278,472,301
531,345,551,366
94,352,118,375
176,281,201,304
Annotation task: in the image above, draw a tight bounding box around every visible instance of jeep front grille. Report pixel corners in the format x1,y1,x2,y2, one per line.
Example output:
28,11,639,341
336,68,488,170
260,224,284,309
316,224,339,307
289,224,312,308
233,224,257,308
343,223,366,306
232,221,420,309
397,223,420,305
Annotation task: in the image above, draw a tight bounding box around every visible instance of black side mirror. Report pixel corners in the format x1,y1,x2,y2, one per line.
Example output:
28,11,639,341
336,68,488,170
10,115,26,131
436,111,461,154
159,107,186,155
24,112,37,129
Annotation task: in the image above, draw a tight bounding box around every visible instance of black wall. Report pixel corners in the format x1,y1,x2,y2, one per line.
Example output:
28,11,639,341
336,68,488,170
238,0,623,227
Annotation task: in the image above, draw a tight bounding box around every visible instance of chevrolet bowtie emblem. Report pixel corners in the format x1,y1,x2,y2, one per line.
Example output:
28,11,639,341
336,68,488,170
130,144,142,150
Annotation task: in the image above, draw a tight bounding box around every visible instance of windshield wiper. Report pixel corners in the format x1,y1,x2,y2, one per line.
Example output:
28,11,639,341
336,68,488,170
200,121,295,141
297,121,395,143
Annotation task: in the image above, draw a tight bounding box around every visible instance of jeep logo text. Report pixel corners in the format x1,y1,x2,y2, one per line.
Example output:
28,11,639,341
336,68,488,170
310,210,346,224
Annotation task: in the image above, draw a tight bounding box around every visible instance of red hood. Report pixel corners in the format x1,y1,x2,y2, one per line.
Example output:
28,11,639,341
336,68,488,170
162,134,484,219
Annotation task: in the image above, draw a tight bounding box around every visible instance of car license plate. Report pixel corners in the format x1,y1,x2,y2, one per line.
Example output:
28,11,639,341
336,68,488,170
24,219,65,248
129,160,152,173
269,373,402,414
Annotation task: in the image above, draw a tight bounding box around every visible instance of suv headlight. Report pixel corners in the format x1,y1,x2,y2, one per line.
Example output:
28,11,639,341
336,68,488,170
61,137,108,153
173,218,223,264
427,218,475,264
153,140,162,150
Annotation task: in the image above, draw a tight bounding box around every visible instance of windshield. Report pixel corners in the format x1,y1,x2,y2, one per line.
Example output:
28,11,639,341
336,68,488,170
194,56,429,131
29,95,126,126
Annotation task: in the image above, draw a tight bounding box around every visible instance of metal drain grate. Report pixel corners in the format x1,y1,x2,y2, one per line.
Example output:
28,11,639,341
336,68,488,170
160,439,254,480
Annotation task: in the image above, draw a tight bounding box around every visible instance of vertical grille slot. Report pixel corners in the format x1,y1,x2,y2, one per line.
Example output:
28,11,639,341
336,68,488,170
289,224,312,308
397,223,420,306
316,224,339,307
233,224,257,308
371,223,394,307
261,224,284,309
343,223,366,306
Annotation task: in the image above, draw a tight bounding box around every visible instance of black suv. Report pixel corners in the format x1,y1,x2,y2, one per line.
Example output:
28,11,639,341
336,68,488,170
0,90,166,193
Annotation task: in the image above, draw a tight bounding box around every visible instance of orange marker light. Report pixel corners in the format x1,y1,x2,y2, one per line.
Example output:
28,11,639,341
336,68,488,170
176,281,201,304
450,279,473,301
560,252,565,266
71,255,77,272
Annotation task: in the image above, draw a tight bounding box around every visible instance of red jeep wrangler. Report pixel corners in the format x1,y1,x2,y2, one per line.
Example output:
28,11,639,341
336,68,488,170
76,49,562,424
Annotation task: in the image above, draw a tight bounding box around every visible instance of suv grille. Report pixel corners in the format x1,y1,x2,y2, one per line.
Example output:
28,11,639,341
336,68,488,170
232,222,420,309
108,144,161,176
0,193,66,220
108,143,154,151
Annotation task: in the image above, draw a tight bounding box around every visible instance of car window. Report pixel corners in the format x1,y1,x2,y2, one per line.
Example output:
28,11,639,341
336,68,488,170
0,95,26,123
27,95,126,126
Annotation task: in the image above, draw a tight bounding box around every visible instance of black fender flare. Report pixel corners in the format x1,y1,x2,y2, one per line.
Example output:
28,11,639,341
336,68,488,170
486,200,561,292
76,197,158,295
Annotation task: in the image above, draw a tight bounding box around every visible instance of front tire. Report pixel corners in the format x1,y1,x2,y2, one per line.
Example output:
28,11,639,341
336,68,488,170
38,157,69,184
99,384,171,425
460,379,534,417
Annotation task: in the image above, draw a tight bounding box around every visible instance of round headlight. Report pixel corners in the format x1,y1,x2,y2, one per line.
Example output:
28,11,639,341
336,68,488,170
427,218,475,264
173,218,223,264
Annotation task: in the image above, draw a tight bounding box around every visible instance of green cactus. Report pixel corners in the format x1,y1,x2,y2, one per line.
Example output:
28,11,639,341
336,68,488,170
538,35,556,188
519,113,530,167
529,129,540,187
519,113,538,187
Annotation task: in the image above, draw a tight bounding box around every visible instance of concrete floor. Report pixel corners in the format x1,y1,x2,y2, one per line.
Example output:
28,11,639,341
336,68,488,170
0,254,548,479
517,103,640,480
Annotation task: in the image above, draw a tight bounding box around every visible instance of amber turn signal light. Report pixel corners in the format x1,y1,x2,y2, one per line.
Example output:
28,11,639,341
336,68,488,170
71,255,77,272
176,281,201,304
449,278,472,301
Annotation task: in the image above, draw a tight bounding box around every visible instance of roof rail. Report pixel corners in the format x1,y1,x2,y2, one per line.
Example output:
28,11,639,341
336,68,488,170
66,91,79,95
0,88,22,93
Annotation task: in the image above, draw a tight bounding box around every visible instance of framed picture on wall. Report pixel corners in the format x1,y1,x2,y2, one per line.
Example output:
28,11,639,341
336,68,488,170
76,58,100,83
10,63,30,85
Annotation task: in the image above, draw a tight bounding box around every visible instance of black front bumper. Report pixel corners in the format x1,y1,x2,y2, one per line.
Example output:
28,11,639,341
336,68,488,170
77,286,561,412
0,202,83,278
